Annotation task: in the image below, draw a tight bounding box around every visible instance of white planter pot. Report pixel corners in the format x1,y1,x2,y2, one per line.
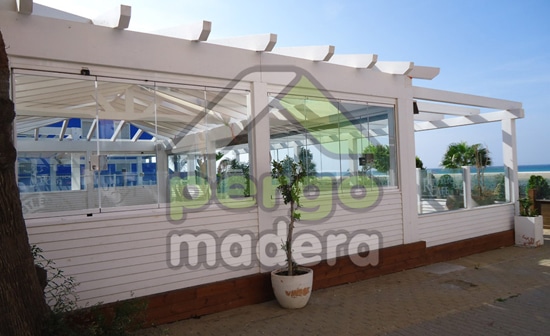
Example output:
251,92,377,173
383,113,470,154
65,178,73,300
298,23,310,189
514,215,544,247
271,267,313,309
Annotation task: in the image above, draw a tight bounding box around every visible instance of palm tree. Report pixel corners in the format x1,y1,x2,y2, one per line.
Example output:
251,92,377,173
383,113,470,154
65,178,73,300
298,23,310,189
441,141,473,168
441,141,492,199
471,143,491,196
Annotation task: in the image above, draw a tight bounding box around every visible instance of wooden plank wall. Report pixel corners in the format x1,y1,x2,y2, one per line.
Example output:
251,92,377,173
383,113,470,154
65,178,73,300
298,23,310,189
418,204,515,247
269,189,405,261
538,202,550,229
26,204,260,307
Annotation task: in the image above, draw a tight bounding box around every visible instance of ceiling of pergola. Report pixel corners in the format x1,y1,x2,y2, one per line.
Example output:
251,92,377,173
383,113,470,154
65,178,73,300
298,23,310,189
14,74,397,154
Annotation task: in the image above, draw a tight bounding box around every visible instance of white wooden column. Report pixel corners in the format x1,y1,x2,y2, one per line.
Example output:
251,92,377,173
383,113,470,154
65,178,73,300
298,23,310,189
502,118,519,210
49,157,57,191
136,156,143,186
70,153,81,190
249,81,273,272
86,150,95,210
463,166,472,209
156,149,168,204
416,168,422,214
397,80,420,244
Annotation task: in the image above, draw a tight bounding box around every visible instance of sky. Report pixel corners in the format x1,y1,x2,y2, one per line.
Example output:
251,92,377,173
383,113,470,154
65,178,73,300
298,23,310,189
34,0,550,168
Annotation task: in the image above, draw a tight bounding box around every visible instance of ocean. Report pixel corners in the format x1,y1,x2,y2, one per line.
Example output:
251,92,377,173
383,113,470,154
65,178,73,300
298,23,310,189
427,164,550,175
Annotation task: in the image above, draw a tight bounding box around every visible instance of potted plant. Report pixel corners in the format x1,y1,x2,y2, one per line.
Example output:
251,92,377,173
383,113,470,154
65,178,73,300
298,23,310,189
270,156,313,309
514,196,544,247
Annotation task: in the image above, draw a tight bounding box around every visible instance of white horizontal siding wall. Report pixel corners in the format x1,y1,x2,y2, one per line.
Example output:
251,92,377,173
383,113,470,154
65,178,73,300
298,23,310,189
268,189,404,266
418,204,515,247
27,204,259,307
26,189,404,307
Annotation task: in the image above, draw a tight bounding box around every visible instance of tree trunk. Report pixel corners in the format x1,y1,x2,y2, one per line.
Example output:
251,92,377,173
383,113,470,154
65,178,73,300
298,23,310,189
0,30,49,336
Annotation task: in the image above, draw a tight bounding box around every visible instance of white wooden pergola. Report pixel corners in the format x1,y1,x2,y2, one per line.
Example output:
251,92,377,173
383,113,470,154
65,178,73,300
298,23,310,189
0,0,524,308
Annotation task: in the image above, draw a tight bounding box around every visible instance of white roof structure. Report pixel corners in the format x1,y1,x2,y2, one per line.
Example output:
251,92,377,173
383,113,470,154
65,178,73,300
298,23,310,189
0,0,526,314
0,0,524,193
0,0,523,147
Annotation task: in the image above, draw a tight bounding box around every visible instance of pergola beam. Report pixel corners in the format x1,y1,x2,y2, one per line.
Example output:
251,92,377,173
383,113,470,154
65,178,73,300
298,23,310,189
87,119,97,141
329,54,378,69
153,21,212,42
413,113,445,122
413,86,523,110
110,120,126,142
92,5,131,30
414,109,523,132
416,101,480,116
59,119,68,141
209,33,277,52
407,66,440,80
271,45,335,61
16,0,33,14
17,139,156,153
131,129,143,142
374,61,414,75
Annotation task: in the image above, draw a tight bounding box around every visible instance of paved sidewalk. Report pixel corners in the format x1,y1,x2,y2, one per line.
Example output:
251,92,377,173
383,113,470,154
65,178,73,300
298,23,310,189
137,231,550,336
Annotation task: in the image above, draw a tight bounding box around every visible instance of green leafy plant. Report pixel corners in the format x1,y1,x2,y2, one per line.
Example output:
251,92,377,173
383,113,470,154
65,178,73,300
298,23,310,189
32,245,147,335
519,197,538,217
271,156,306,276
32,245,79,314
527,175,550,199
363,144,390,173
298,147,317,177
415,156,425,169
493,174,506,202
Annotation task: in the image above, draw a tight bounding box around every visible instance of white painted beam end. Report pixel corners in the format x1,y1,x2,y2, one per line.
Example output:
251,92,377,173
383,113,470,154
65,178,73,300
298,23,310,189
407,65,440,80
271,45,335,61
374,61,414,75
92,4,132,30
153,20,212,42
329,54,378,69
209,33,277,51
17,0,33,14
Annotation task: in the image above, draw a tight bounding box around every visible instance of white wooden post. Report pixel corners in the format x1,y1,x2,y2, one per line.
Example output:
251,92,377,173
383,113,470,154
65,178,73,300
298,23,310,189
396,82,419,244
249,81,273,272
463,166,472,209
136,156,143,186
156,149,168,204
416,168,423,214
502,118,519,211
49,157,57,191
70,153,81,190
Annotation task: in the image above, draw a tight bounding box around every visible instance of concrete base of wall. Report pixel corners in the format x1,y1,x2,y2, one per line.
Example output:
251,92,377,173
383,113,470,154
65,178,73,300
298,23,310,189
109,230,515,326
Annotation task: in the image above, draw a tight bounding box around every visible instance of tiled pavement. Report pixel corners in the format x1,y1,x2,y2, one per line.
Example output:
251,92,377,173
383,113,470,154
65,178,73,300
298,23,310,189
137,231,550,335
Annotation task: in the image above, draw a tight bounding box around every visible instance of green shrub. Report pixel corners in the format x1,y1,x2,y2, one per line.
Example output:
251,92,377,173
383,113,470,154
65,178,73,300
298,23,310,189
527,175,550,199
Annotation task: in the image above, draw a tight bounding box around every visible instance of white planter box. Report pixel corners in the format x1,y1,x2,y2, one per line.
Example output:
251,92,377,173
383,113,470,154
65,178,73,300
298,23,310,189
514,215,544,247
